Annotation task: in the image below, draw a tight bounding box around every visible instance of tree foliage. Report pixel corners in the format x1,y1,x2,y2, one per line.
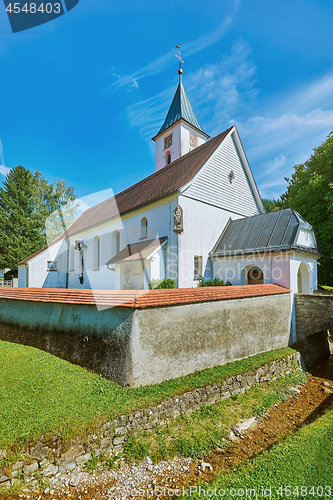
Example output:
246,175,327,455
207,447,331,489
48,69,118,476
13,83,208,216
262,198,279,213
0,166,77,276
277,131,333,284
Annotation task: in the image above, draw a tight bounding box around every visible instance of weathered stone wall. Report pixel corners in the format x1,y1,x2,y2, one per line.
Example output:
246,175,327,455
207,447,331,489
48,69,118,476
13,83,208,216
294,294,333,366
0,292,292,387
295,294,333,339
0,299,134,386
130,293,293,386
0,353,301,484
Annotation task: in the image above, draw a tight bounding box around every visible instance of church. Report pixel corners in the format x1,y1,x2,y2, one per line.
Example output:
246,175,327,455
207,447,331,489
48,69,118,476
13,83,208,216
17,67,321,295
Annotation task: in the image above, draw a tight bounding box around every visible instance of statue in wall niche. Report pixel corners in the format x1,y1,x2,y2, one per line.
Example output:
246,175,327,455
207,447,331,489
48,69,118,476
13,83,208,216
173,205,183,234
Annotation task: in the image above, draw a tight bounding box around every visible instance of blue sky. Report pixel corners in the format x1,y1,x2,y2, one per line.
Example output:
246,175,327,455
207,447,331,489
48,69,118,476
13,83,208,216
1,0,333,202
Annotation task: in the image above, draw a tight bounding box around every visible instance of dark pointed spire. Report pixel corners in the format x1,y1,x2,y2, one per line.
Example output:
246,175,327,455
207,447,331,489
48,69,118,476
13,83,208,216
155,81,208,138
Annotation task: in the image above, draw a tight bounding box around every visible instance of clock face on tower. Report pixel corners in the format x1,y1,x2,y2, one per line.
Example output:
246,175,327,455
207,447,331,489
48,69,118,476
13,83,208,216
164,135,172,149
190,134,198,148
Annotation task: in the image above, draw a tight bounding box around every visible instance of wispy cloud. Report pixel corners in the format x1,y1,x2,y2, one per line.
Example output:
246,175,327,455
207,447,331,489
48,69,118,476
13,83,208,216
0,139,10,177
126,41,257,142
104,0,240,95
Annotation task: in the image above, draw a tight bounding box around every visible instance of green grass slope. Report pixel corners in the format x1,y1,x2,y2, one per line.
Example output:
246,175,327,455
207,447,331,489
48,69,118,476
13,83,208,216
0,340,295,448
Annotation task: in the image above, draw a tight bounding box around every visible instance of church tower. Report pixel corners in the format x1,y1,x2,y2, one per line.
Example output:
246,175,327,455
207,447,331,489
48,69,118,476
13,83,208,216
152,66,209,172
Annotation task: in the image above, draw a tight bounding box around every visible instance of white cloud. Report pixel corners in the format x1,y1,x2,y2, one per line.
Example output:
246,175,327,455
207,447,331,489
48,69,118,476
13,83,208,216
126,41,257,143
0,139,10,176
0,165,10,176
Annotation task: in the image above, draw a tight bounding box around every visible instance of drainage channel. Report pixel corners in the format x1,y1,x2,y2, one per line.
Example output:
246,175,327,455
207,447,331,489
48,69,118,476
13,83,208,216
1,358,333,500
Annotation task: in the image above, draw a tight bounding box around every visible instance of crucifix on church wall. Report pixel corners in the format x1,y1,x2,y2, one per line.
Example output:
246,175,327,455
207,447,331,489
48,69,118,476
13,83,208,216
123,266,131,283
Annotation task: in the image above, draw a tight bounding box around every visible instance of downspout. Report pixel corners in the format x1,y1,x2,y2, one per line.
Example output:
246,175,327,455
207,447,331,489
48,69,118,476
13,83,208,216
25,264,29,288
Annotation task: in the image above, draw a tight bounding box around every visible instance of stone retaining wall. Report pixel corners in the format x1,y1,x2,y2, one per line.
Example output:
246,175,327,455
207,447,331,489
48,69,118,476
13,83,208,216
0,353,301,484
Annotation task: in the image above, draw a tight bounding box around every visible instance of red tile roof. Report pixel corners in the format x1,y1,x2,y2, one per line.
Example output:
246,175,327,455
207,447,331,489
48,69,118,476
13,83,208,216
18,129,231,266
18,128,232,266
54,129,232,240
0,284,290,309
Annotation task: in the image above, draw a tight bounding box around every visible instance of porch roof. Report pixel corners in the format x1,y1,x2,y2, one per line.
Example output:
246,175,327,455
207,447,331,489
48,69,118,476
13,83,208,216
210,208,321,258
106,237,168,266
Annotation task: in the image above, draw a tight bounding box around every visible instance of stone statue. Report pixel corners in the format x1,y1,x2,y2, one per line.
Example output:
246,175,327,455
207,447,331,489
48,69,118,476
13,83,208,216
173,205,183,234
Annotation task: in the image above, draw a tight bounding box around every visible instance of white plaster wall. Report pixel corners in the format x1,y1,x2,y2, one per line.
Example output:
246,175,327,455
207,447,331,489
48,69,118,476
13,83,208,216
183,130,262,217
67,196,178,290
297,229,316,248
154,122,207,172
25,240,68,288
212,252,291,288
177,196,240,288
289,252,318,295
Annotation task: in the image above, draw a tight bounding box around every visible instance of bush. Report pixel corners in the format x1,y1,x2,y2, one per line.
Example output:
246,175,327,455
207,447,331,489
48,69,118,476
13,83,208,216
149,279,175,289
197,277,232,287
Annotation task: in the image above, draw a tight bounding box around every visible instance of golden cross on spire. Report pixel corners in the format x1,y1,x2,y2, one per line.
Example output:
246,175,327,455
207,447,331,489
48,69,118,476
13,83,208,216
175,44,184,82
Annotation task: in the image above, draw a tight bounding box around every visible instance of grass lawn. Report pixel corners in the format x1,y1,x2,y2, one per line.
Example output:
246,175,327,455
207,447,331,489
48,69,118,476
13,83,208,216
185,408,333,499
0,341,296,449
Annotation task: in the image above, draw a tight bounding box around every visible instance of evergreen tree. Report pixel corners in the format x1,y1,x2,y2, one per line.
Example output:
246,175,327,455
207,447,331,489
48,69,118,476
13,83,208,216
0,166,77,276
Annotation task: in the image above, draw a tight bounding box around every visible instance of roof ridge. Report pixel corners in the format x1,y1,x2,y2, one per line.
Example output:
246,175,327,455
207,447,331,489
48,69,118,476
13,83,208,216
81,128,233,210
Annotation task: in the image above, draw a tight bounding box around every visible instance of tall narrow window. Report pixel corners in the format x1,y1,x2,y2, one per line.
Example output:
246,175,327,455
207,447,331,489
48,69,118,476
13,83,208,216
69,244,74,271
93,236,100,270
166,151,171,165
141,217,148,239
112,230,120,256
194,256,202,280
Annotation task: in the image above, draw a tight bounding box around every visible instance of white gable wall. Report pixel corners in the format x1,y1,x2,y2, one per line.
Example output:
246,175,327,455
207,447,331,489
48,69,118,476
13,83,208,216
18,239,67,288
177,196,239,288
182,129,262,217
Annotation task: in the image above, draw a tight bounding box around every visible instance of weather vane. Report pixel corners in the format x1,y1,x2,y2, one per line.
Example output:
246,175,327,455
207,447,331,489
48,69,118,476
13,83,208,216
175,44,184,82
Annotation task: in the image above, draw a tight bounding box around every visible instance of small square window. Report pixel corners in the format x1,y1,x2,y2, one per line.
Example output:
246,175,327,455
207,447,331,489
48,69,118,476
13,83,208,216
194,256,202,280
47,261,58,272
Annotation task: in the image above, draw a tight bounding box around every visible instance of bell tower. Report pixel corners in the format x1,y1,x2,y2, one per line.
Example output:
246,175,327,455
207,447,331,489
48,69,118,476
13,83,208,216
152,48,209,172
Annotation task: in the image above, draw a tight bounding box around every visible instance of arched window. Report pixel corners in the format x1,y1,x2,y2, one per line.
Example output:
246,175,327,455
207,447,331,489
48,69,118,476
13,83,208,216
141,217,148,239
247,267,264,285
112,230,120,257
166,151,171,165
69,244,74,271
93,236,100,270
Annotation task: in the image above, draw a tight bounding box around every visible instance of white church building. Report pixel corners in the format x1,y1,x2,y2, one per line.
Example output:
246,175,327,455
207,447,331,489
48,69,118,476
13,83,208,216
18,69,321,294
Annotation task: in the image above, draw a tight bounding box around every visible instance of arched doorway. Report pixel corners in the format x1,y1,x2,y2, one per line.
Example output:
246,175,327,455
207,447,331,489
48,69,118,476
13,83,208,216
247,267,264,285
297,262,310,293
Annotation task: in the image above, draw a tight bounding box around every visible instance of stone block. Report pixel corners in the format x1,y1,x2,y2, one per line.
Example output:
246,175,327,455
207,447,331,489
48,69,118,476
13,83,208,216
100,438,113,451
115,426,127,435
42,465,58,477
0,475,10,484
60,445,85,462
30,445,50,461
23,462,39,476
75,453,91,465
113,436,125,446
11,461,24,471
